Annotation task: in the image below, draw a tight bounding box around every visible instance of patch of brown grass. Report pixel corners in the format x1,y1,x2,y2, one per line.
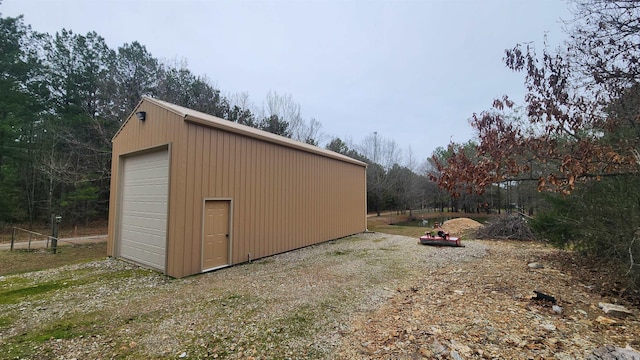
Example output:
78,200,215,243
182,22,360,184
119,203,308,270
0,243,107,276
0,219,108,244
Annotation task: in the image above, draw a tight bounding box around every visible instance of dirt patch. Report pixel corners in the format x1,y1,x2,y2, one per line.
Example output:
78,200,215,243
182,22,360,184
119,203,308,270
337,241,640,359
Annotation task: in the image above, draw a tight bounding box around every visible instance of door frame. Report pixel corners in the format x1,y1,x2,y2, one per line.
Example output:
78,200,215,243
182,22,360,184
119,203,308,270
201,198,233,272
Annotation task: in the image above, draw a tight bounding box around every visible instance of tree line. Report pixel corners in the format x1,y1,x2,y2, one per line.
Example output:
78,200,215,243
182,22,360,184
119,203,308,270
2,8,473,228
0,11,318,226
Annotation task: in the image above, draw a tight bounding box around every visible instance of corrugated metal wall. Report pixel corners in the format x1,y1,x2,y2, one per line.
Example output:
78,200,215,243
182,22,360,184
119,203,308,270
109,99,367,278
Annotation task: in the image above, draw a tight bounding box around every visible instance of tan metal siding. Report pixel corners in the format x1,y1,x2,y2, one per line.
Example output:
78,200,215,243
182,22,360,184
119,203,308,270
110,99,366,278
173,121,366,273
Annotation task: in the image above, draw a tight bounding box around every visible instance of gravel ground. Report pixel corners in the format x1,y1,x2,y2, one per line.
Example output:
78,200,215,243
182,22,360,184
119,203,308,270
1,232,486,359
1,231,638,359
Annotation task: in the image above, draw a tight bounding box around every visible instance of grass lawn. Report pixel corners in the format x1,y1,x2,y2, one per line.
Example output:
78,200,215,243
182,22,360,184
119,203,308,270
0,243,108,276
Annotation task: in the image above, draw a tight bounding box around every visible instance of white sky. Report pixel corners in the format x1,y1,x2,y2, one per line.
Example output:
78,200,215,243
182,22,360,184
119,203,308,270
1,0,571,166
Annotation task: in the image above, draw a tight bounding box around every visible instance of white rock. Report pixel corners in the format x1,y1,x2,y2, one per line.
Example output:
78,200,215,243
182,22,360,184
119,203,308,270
598,302,634,318
528,262,544,269
540,323,556,331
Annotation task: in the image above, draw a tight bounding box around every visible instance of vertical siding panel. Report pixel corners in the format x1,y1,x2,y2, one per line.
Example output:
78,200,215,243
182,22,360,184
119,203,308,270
290,150,295,249
215,131,223,196
232,136,241,263
322,157,327,240
182,125,196,276
282,147,289,252
308,153,313,246
335,162,341,236
235,136,246,263
303,152,308,245
315,155,321,243
246,140,254,258
254,141,262,257
301,151,307,245
282,149,288,251
271,146,278,253
208,130,215,200
288,149,293,248
172,121,189,278
245,136,251,260
280,148,287,253
202,127,211,198
202,128,212,266
277,147,285,253
268,145,275,254
151,110,160,143
248,136,257,260
320,156,325,242
294,150,301,248
226,135,238,258
222,133,229,196
259,142,267,257
191,125,204,274
248,139,257,258
313,154,318,245
323,157,328,240
267,142,273,255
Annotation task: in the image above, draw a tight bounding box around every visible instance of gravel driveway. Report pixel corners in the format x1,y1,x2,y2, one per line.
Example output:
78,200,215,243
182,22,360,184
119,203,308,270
0,232,488,359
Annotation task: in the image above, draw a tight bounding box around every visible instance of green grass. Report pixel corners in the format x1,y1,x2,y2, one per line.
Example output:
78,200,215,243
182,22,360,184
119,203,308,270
0,280,74,304
4,312,104,359
0,315,14,328
0,267,149,307
278,305,314,337
328,249,353,256
369,224,426,238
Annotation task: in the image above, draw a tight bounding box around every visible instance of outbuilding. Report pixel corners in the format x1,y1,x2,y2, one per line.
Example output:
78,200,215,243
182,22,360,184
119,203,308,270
107,97,367,278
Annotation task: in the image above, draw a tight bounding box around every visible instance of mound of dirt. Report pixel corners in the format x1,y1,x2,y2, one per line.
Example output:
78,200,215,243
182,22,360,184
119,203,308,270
441,218,483,236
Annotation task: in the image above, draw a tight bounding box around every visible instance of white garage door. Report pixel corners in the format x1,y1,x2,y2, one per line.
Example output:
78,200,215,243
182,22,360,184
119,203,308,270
119,149,169,271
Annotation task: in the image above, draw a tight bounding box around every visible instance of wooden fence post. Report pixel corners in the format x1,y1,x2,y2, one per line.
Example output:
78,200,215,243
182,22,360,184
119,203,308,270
11,227,15,251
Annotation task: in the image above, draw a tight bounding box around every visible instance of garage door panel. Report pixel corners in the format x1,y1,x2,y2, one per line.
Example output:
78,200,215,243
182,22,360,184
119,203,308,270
119,149,168,271
121,219,166,237
123,187,168,197
119,242,164,269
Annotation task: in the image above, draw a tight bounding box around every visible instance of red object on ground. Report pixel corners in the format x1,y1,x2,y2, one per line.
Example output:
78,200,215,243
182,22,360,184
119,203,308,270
419,233,463,247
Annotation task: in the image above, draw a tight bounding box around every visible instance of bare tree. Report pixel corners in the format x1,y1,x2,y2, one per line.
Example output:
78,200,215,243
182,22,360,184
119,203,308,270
262,90,323,144
359,132,402,170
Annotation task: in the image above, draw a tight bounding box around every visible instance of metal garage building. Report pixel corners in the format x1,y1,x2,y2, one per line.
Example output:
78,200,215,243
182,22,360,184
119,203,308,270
107,97,367,278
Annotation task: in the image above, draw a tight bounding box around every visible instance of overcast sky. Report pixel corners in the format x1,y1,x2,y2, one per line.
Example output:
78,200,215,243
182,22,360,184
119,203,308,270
1,0,571,166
